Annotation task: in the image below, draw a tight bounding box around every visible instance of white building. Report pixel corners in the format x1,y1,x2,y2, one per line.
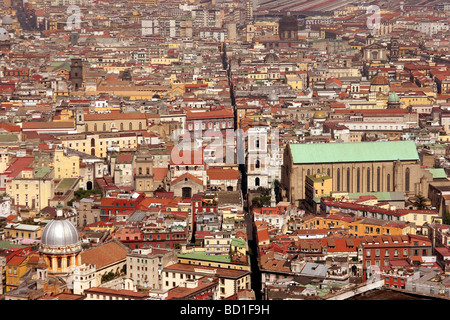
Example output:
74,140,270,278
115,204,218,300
246,127,280,190
72,264,97,295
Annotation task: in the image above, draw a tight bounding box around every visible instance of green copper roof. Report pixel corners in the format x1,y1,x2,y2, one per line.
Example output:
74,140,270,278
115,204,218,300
306,174,332,182
289,141,419,164
425,168,447,179
231,238,247,248
178,252,232,263
34,166,52,179
388,91,400,103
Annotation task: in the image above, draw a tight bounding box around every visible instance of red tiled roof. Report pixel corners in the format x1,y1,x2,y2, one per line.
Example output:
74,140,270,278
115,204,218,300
207,168,239,180
21,121,74,129
186,108,233,120
171,173,203,186
84,113,147,121
3,156,35,178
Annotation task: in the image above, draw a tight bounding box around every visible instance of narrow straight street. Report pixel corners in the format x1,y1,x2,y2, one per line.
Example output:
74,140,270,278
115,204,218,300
245,209,262,300
221,42,262,300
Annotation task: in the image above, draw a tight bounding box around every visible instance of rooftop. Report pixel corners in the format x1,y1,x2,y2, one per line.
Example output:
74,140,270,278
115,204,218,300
289,141,419,164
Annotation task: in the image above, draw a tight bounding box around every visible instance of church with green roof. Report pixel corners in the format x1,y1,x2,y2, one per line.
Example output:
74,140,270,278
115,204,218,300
281,141,433,206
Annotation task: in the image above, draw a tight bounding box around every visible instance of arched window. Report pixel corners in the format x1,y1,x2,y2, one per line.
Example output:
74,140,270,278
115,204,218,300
307,169,310,176
103,123,106,131
405,168,410,192
255,177,260,187
120,123,124,131
255,159,260,169
327,168,330,176
337,168,340,191
94,123,97,131
367,167,371,192
129,122,133,131
91,138,95,147
357,168,361,193
377,167,381,192
387,174,391,192
347,168,350,192
139,122,142,130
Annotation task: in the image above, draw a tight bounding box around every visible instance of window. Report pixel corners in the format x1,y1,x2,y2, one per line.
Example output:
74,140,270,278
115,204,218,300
337,168,340,191
377,167,381,192
367,167,370,191
357,167,361,192
405,168,410,192
347,168,350,191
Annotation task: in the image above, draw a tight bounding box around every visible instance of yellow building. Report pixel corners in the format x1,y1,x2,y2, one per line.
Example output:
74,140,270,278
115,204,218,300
248,72,268,80
150,57,179,65
82,112,148,133
400,210,440,226
350,218,413,236
299,215,352,231
399,93,434,107
299,214,415,236
54,149,80,180
177,251,250,272
285,73,304,90
53,109,75,123
58,132,139,159
7,167,54,211
4,223,43,239
304,173,333,213
5,253,39,292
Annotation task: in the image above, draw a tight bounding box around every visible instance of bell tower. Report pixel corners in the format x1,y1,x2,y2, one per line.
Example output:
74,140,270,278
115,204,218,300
70,58,83,91
390,37,399,61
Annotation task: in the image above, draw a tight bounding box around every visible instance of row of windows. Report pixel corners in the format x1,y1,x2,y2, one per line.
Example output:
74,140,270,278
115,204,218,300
187,120,232,130
366,248,407,257
90,122,144,131
306,167,411,193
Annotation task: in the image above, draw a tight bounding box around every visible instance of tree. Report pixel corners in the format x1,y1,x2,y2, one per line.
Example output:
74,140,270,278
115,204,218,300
411,194,429,210
443,210,450,225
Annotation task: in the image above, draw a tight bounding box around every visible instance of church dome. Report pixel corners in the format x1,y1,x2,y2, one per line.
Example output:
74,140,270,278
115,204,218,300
388,91,400,103
41,218,80,248
264,52,279,63
371,71,388,86
313,110,327,119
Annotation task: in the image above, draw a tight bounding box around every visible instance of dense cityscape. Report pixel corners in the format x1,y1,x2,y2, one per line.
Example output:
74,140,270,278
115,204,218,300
0,0,450,304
